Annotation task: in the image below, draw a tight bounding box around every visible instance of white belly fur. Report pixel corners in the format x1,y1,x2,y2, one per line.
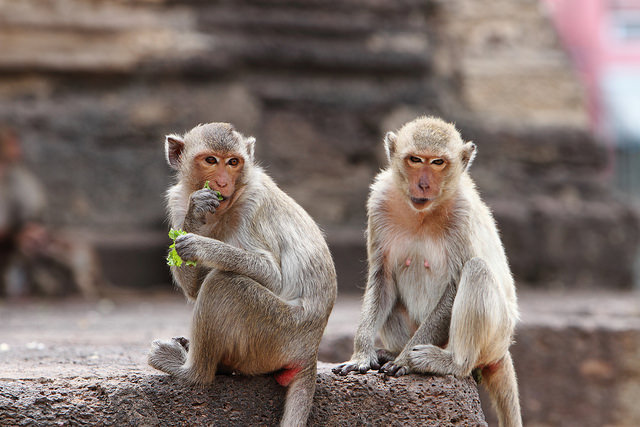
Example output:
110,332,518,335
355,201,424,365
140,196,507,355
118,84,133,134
387,232,451,323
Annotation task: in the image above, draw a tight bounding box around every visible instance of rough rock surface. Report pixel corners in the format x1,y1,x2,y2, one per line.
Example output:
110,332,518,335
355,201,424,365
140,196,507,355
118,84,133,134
2,291,639,426
0,294,487,426
0,366,485,426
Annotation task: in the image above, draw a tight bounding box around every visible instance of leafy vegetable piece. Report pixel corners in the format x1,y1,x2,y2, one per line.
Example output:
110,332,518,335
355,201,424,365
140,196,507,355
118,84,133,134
166,228,196,267
204,180,224,201
167,181,224,267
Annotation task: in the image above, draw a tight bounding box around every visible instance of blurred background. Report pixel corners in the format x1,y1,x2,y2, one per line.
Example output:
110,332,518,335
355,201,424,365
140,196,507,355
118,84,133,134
1,0,639,425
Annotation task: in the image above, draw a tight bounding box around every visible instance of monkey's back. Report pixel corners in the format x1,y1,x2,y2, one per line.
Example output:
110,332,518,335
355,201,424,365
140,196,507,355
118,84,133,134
233,170,337,320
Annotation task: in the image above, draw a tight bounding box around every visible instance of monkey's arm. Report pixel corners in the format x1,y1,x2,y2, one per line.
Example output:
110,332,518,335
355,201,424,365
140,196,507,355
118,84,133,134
379,280,456,376
333,247,396,375
175,233,282,291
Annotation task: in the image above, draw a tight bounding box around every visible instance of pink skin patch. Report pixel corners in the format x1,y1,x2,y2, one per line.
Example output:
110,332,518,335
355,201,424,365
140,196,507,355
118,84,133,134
481,359,502,377
405,258,412,267
274,364,302,387
424,259,430,269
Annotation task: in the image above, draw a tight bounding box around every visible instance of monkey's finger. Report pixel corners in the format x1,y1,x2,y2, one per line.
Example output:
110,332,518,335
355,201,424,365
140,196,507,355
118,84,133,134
331,363,350,374
358,365,370,374
191,189,221,212
379,362,399,376
394,366,408,377
172,336,190,351
175,236,199,261
332,363,358,376
195,197,220,213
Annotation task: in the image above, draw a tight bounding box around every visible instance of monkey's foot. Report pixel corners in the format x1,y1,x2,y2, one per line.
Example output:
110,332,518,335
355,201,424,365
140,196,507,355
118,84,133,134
148,337,188,374
378,358,409,377
172,336,190,352
408,344,450,375
332,353,381,376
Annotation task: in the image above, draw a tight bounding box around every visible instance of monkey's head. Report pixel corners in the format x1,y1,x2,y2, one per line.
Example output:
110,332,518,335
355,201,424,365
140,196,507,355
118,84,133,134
385,116,476,211
165,122,256,213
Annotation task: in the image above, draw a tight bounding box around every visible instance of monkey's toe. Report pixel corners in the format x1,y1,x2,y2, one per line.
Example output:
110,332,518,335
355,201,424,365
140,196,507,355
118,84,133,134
332,362,368,376
172,336,190,351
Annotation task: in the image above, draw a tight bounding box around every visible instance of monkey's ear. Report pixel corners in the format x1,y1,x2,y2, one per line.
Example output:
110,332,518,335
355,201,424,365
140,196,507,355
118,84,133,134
165,134,185,170
461,142,477,171
384,132,398,163
245,136,256,162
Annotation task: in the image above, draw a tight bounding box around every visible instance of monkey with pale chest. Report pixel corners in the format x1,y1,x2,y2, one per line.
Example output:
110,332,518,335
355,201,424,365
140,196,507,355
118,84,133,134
333,117,522,427
148,123,337,427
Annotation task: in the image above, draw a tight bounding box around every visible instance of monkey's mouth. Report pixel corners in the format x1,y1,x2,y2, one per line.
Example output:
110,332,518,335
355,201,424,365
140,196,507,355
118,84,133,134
410,197,430,205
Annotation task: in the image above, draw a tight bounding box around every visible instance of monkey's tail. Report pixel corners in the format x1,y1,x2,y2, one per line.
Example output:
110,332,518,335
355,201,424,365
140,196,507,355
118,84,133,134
481,351,522,427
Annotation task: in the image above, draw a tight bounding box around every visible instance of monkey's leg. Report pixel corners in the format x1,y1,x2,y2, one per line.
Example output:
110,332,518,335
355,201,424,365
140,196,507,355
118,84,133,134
379,281,455,377
192,271,318,427
379,301,414,354
332,264,396,375
182,270,306,385
408,258,498,377
408,259,521,427
408,257,517,377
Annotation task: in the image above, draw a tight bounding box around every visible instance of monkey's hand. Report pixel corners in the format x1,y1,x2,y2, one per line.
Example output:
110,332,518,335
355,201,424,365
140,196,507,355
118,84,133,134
174,233,202,263
332,350,383,376
183,188,221,231
379,355,410,377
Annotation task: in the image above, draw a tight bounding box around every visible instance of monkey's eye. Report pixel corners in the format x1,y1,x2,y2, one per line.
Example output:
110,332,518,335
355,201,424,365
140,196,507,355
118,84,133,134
409,156,423,164
228,158,239,167
431,159,445,166
205,156,218,165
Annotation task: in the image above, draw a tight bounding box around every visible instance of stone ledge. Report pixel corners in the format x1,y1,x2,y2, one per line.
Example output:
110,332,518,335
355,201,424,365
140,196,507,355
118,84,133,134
0,364,486,426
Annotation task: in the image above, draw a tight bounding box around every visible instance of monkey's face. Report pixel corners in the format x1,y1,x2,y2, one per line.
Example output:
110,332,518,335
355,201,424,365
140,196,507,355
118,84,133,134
402,153,448,210
194,151,245,213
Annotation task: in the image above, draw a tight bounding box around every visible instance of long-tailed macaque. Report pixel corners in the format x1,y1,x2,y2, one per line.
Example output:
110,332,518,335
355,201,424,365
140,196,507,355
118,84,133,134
333,117,521,427
148,123,337,426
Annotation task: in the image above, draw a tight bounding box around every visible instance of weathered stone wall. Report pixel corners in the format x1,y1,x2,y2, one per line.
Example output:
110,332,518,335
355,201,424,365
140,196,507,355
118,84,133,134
0,365,487,426
0,0,638,288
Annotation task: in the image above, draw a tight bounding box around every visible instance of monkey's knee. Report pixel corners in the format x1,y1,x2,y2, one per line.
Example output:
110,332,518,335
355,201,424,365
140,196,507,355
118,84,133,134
461,257,493,285
456,257,500,316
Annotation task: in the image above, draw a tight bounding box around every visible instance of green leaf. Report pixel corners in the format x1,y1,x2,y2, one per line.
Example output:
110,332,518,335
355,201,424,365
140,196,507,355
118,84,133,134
203,181,223,201
166,248,183,267
167,228,195,267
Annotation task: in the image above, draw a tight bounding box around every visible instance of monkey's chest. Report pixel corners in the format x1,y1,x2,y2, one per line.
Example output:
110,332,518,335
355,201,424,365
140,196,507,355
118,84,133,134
390,242,451,323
